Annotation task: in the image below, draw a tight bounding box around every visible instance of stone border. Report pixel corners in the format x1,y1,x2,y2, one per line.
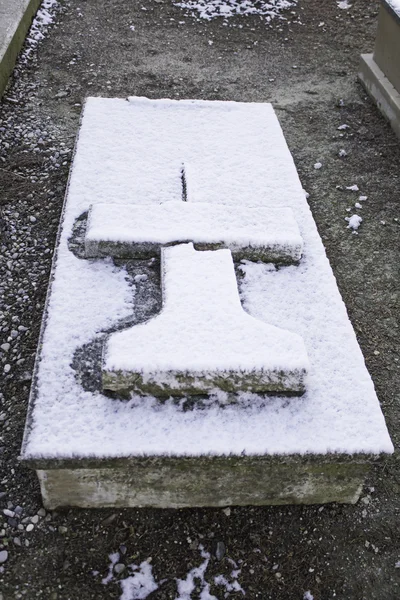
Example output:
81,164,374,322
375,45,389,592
358,0,400,140
359,53,400,140
0,0,42,98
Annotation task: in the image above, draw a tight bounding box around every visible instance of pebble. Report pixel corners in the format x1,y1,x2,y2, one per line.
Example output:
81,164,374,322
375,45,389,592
0,344,10,352
37,508,46,517
222,507,231,517
114,563,126,574
30,515,39,524
215,541,226,561
26,523,34,532
3,509,14,518
0,551,8,563
13,537,21,546
58,526,68,534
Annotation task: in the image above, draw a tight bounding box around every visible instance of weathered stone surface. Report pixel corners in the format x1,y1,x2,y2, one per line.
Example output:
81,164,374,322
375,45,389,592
374,1,400,93
359,53,400,141
36,455,369,509
358,2,400,140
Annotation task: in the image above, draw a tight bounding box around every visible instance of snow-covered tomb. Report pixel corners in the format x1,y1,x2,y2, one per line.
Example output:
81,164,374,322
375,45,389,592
21,97,393,509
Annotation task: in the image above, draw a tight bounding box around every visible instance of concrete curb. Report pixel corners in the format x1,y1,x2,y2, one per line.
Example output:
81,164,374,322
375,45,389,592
359,53,400,142
0,0,42,98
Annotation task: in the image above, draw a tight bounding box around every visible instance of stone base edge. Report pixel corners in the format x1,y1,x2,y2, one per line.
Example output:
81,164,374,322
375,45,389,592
36,456,368,509
358,53,400,141
0,0,42,98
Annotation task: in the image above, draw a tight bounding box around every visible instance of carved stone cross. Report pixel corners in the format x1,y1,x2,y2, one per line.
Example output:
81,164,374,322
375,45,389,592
84,167,309,396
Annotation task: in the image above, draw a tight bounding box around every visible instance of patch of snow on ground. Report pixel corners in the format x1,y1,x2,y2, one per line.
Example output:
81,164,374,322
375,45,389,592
22,0,59,63
337,0,351,9
102,546,245,599
345,214,362,231
120,562,159,600
176,546,216,600
102,552,120,584
173,0,297,22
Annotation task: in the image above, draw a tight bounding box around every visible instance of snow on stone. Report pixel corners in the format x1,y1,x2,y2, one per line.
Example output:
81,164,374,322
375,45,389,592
173,0,297,22
346,185,359,192
120,562,158,600
104,243,309,395
85,201,303,263
21,97,393,460
346,214,362,230
387,0,400,17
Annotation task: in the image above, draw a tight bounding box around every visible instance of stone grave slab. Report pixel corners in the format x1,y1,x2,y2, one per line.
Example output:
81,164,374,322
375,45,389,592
20,97,393,509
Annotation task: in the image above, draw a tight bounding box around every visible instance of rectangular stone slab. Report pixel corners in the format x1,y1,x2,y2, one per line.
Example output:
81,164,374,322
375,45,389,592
20,97,393,508
85,201,303,263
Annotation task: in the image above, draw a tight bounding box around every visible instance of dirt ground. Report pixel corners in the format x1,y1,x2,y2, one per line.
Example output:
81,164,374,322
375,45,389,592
0,0,400,598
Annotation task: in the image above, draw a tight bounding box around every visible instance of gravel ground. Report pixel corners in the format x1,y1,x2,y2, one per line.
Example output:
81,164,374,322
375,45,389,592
0,0,400,599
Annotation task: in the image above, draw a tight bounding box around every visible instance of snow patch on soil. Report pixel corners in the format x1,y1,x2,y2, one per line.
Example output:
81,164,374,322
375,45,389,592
173,0,297,22
22,0,59,63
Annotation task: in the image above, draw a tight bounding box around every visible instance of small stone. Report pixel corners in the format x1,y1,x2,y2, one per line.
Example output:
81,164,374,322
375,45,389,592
58,526,68,534
222,507,231,517
114,563,126,574
37,508,46,517
313,162,322,170
30,515,39,524
3,509,14,518
3,365,10,374
29,216,37,223
215,541,226,561
0,550,8,563
0,344,10,352
13,537,21,546
26,523,34,532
